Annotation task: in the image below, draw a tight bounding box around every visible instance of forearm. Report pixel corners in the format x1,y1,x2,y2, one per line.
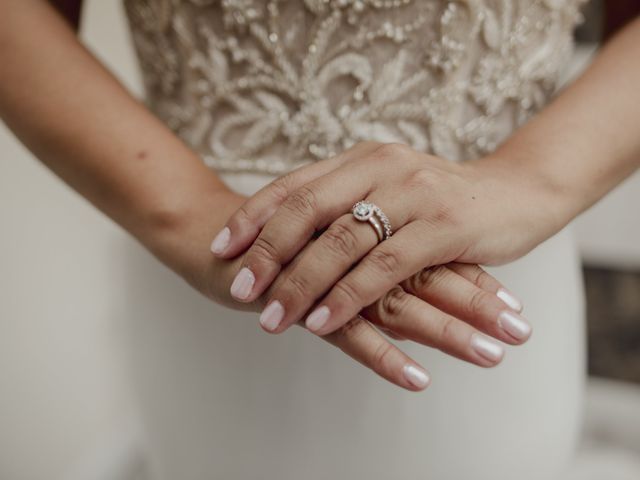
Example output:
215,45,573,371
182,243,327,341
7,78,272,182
0,0,233,261
487,17,640,228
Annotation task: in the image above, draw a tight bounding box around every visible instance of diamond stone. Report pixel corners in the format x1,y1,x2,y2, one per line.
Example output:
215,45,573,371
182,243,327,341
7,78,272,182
353,202,373,220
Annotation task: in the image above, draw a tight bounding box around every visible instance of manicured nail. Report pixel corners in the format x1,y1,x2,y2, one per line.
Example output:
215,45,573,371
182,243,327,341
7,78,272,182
230,267,255,300
403,364,431,389
259,301,284,332
306,306,330,332
471,334,505,363
498,310,532,341
496,287,523,312
210,227,231,255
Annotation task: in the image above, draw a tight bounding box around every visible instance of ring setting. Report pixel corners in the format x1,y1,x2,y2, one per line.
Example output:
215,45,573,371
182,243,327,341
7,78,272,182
352,201,393,242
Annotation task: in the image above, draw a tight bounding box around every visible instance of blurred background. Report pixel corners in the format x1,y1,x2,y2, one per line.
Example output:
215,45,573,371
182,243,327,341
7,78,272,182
0,1,638,479
574,1,640,390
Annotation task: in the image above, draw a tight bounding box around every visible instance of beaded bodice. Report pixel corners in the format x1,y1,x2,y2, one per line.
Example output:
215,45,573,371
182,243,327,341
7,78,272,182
124,0,586,174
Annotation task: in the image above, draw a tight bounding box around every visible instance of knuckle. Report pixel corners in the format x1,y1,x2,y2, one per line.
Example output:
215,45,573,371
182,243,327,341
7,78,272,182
333,279,362,307
269,175,294,202
372,341,395,371
407,168,435,189
437,316,457,346
412,201,458,239
431,201,455,225
337,316,366,339
379,286,409,323
250,235,281,264
467,289,491,317
366,247,403,277
410,265,448,292
418,200,455,227
233,204,253,226
326,316,366,353
283,273,310,300
283,186,318,218
372,142,412,160
472,267,491,288
322,222,359,258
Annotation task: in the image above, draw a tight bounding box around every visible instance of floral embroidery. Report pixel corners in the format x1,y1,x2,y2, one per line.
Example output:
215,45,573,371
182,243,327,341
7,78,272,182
124,0,586,174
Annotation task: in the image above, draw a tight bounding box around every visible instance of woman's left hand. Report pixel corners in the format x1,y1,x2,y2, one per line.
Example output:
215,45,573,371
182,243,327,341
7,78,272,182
211,141,564,337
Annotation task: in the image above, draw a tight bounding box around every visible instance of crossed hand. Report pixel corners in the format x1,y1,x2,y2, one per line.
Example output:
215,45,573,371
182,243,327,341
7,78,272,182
211,142,547,390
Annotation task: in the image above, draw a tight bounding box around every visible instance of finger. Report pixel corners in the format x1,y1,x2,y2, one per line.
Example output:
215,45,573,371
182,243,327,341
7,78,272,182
322,315,431,391
376,325,407,341
261,242,422,389
257,191,413,332
227,159,382,303
227,143,413,302
402,265,532,345
211,142,381,258
257,213,379,333
210,156,343,259
304,219,463,336
448,263,524,312
362,287,505,367
260,248,422,388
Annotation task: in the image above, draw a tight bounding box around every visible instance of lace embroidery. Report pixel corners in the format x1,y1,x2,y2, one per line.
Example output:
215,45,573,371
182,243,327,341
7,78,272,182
124,0,586,174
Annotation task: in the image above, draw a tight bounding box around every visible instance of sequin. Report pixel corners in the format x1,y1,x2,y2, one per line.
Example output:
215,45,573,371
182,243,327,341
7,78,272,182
124,0,586,174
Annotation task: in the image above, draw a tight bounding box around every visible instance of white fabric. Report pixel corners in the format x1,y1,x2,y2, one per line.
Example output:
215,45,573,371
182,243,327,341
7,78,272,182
118,1,588,478
124,0,586,174
117,171,586,480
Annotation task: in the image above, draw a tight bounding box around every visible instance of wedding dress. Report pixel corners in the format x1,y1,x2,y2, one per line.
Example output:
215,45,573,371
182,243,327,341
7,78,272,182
120,1,588,479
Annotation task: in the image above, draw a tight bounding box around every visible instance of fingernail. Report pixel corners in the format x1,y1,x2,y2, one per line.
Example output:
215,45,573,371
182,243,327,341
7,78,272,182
403,364,431,389
305,306,330,332
210,227,231,255
259,301,284,332
230,267,255,300
471,334,505,363
496,287,523,312
498,310,532,341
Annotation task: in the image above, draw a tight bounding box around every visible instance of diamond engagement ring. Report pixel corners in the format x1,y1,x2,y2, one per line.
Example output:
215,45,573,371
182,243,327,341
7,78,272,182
352,201,393,243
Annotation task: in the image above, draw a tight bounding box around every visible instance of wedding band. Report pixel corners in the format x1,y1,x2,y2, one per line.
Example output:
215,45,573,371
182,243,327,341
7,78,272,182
352,201,393,243
368,214,385,241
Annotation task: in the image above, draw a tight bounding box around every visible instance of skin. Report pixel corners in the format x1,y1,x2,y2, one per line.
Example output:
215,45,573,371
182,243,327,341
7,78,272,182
0,0,524,392
218,15,640,370
1,1,638,391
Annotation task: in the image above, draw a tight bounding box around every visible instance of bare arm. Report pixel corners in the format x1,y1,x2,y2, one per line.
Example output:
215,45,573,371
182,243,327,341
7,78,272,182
0,0,447,391
488,16,640,228
0,0,234,288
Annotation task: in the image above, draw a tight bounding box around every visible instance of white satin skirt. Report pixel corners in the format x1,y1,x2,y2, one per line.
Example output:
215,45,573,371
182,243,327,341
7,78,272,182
115,172,587,480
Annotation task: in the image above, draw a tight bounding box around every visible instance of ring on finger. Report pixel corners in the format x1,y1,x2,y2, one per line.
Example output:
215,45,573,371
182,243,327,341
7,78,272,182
352,201,393,243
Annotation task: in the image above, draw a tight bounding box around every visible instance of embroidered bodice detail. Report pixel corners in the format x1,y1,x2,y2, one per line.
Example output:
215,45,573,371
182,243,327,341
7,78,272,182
124,0,586,174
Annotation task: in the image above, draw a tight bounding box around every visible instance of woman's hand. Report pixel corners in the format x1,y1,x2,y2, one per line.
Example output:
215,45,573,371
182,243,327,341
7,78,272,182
153,182,526,390
144,186,439,391
212,141,554,356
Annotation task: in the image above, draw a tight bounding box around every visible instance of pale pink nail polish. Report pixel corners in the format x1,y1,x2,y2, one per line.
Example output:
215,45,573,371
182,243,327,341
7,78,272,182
230,267,255,300
403,364,430,389
260,301,284,332
210,227,231,255
306,306,330,332
498,310,532,341
496,287,523,312
471,334,505,363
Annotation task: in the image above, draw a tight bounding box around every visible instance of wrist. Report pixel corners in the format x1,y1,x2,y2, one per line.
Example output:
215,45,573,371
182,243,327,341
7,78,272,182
478,147,581,232
460,149,577,263
135,182,246,292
